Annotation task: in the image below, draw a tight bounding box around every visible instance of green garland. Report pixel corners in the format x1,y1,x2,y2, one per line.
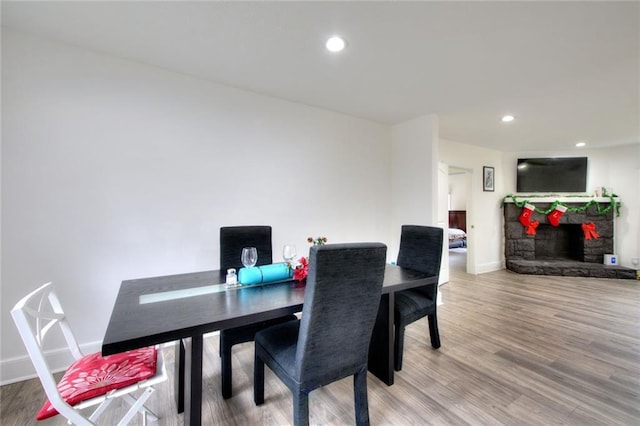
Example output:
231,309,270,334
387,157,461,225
502,194,621,217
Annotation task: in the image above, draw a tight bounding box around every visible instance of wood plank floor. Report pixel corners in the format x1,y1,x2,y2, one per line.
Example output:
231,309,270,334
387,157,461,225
2,267,639,425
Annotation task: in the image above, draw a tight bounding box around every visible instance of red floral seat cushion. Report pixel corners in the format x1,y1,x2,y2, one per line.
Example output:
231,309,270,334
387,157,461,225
36,347,157,420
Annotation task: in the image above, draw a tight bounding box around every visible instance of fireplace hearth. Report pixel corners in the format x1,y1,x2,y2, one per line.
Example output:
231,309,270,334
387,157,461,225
503,199,635,279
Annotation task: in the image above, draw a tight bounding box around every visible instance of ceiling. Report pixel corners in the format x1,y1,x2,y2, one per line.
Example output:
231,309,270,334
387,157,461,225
2,1,638,152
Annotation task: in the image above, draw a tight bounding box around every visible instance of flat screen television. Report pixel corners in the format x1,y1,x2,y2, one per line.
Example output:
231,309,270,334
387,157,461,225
516,157,587,193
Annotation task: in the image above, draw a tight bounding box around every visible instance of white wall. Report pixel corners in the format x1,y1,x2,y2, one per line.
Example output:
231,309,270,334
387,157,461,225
390,115,439,259
502,145,640,267
439,139,504,274
438,162,450,284
448,173,468,211
1,30,392,383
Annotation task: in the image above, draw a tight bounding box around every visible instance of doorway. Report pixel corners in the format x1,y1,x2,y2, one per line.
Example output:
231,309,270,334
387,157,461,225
448,166,471,273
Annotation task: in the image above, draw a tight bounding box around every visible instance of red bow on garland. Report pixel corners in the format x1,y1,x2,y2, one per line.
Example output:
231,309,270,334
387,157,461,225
581,222,600,240
525,220,539,235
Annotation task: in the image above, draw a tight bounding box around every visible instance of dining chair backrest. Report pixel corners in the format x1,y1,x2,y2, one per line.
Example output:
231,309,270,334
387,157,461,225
12,283,82,398
397,225,444,297
220,225,273,270
295,243,387,385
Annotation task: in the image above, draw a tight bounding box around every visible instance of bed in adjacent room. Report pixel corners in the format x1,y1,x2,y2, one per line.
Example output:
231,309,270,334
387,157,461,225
448,210,467,249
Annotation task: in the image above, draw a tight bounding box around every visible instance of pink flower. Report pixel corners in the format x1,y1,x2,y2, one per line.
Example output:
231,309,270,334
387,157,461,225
293,257,309,282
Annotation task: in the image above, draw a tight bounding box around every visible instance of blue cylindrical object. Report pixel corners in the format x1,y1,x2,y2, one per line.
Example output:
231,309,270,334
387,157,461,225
238,263,293,285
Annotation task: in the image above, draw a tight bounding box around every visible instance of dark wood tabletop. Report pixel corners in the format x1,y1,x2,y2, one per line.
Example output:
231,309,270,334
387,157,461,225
103,264,435,356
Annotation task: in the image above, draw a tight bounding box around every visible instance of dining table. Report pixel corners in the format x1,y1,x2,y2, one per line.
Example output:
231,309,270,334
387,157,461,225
102,264,438,426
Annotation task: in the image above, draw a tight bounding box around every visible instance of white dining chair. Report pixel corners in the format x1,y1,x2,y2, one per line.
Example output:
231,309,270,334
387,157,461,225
11,282,167,425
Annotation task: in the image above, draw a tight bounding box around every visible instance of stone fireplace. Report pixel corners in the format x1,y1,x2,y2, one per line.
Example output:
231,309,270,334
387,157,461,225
504,199,634,279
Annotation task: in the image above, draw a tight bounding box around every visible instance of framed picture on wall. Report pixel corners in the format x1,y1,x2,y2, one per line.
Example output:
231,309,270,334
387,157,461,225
483,166,495,192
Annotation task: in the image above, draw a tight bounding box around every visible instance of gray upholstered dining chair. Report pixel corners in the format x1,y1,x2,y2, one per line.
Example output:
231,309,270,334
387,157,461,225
394,225,444,371
218,225,297,399
254,242,387,426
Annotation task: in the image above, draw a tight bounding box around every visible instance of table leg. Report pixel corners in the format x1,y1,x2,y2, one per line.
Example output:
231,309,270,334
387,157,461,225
175,341,185,413
182,336,204,426
368,292,394,385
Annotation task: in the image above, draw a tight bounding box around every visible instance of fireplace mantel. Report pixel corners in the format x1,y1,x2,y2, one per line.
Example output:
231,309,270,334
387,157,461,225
503,196,616,204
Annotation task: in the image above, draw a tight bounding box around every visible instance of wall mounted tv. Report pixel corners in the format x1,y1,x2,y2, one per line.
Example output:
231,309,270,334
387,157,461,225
516,157,587,193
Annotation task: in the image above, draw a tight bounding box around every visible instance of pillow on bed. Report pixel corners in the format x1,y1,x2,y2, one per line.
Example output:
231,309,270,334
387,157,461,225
448,228,466,241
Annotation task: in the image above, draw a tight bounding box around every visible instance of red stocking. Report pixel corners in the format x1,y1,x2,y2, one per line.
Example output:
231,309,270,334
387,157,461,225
519,204,535,227
547,205,567,227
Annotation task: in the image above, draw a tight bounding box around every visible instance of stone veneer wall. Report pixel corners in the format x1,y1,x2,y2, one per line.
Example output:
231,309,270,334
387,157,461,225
503,201,634,279
504,202,613,263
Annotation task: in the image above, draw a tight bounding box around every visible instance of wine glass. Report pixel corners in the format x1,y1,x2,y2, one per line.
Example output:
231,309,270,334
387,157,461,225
283,244,297,265
241,247,258,268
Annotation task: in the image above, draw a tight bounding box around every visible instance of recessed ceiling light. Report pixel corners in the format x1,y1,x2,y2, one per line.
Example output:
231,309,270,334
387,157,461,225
501,115,515,123
326,36,346,52
575,141,587,148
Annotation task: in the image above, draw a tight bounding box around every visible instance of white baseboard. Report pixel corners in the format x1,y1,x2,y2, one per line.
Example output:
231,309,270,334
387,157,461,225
0,340,102,386
476,260,505,275
1,335,215,386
